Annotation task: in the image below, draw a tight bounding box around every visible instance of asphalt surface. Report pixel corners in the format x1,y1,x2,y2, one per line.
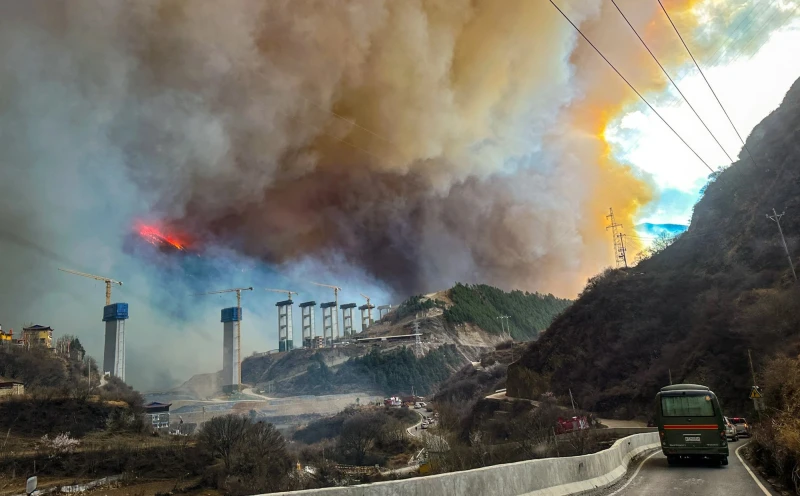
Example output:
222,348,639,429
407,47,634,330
588,439,775,496
406,408,435,437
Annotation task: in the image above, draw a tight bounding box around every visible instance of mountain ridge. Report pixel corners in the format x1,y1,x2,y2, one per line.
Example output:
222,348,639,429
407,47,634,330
507,76,800,419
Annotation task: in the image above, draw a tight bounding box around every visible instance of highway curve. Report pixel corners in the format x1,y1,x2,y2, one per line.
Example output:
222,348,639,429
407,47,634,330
588,440,775,496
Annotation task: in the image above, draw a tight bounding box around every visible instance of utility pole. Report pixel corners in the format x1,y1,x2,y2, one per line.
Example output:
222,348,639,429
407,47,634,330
569,388,577,415
748,349,763,422
497,315,512,360
606,208,628,268
668,368,673,385
496,315,510,336
766,209,797,282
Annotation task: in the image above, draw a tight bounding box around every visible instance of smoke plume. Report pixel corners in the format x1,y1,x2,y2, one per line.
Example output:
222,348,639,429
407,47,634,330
0,0,780,389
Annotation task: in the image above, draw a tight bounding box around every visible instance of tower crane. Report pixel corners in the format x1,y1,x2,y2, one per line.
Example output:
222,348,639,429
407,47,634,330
310,281,342,340
360,293,374,326
264,288,298,300
194,287,253,385
58,268,123,305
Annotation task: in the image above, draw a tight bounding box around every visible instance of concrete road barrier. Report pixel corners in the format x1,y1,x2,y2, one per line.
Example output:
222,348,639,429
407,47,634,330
264,432,660,496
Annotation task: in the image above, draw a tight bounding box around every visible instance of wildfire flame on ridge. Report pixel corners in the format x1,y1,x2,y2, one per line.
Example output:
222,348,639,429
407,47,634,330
136,222,188,251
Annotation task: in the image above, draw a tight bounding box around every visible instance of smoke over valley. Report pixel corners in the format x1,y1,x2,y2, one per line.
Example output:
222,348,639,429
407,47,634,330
0,0,790,390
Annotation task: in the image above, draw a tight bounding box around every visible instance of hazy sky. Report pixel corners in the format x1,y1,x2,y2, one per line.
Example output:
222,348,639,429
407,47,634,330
610,15,800,229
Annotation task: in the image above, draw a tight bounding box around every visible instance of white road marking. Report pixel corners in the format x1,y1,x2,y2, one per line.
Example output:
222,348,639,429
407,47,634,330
735,442,772,495
607,449,661,496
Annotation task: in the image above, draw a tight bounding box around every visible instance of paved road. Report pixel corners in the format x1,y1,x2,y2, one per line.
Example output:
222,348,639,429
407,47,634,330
589,440,775,496
406,408,435,437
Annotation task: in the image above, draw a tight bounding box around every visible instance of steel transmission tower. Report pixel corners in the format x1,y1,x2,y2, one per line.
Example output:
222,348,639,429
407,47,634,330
767,208,797,282
606,208,628,268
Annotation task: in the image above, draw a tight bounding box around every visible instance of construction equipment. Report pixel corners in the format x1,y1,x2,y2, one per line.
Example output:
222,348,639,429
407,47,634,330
264,288,299,299
195,287,253,385
58,268,122,305
310,282,342,341
359,293,374,332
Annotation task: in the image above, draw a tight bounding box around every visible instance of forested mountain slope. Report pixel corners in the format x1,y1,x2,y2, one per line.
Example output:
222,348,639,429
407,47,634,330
508,77,800,419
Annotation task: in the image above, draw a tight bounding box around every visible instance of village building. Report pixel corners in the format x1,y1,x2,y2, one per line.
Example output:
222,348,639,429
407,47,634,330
144,401,171,430
0,377,25,397
22,325,54,349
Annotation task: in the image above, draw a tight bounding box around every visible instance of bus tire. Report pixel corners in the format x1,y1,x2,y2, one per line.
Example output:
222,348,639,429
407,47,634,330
667,455,677,466
721,456,728,466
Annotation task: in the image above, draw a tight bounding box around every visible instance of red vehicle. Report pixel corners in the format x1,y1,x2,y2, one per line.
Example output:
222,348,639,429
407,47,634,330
556,416,589,434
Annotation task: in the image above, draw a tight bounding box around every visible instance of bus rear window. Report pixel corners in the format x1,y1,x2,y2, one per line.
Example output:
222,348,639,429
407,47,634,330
661,395,715,417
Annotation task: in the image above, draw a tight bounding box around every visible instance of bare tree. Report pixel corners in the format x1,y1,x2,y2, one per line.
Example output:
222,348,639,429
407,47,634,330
652,231,680,254
199,414,250,471
338,412,380,465
509,403,562,459
244,421,287,461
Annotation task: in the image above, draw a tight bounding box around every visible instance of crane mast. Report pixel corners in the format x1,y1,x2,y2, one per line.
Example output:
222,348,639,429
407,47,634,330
360,293,373,329
311,281,342,341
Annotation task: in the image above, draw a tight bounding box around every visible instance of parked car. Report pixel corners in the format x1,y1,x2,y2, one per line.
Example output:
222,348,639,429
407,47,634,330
723,417,739,441
730,417,750,437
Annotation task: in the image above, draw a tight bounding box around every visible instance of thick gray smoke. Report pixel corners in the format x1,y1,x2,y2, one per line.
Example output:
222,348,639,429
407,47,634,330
1,0,782,390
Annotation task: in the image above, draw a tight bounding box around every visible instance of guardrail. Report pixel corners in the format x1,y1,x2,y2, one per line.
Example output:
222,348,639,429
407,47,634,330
265,432,660,496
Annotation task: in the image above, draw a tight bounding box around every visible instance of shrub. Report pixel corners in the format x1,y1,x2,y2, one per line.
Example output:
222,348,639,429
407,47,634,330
199,414,292,494
37,432,80,458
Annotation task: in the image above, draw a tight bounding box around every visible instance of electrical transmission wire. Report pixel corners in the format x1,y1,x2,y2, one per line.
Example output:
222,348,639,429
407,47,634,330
547,0,715,173
657,0,759,169
730,3,800,66
705,0,776,67
610,0,734,164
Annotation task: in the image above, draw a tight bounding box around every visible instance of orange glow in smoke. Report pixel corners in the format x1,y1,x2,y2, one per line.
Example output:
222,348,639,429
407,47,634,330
136,222,188,251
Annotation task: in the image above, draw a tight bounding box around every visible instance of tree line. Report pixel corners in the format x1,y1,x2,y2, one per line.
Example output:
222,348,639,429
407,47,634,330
443,283,572,340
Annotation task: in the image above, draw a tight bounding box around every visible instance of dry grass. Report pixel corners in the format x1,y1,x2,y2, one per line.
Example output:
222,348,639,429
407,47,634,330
749,354,800,494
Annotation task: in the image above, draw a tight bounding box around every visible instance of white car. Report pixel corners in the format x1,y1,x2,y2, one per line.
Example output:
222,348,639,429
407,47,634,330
723,417,738,441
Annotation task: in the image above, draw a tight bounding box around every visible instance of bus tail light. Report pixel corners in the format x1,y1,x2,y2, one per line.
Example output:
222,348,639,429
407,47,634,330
720,430,726,440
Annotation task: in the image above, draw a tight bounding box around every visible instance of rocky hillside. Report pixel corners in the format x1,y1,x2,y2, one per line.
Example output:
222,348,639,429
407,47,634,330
508,77,800,419
174,284,569,398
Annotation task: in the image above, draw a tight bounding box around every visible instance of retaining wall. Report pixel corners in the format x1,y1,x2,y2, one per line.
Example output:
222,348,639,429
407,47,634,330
265,432,660,496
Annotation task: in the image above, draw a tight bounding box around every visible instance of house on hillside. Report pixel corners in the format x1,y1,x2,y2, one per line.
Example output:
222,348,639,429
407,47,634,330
22,325,54,349
0,326,14,345
144,402,171,430
0,377,25,397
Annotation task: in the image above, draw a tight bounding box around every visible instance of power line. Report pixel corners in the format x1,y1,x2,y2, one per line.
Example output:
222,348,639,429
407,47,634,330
548,0,715,173
610,0,734,163
738,5,800,64
704,0,776,67
657,0,759,170
731,3,800,66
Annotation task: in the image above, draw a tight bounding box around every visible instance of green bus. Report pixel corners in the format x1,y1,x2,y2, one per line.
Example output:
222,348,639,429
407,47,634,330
655,384,729,466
